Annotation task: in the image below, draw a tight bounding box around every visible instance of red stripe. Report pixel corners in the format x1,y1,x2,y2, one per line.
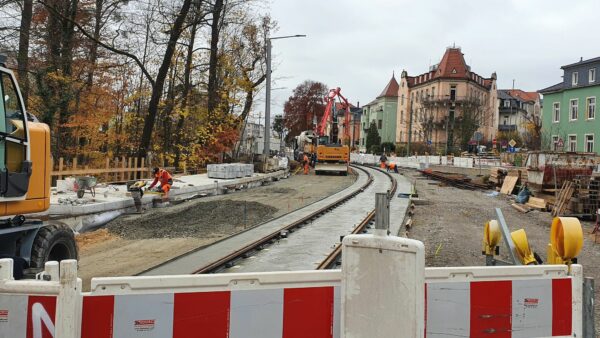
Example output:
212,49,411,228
173,291,230,338
470,281,511,338
552,278,572,336
283,287,334,338
81,296,114,338
26,296,56,338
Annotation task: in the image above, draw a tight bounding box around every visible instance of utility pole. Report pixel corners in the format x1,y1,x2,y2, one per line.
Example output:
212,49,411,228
407,100,413,156
263,34,307,160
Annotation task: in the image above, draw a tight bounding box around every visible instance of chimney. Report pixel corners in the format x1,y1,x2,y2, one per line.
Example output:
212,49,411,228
580,57,583,62
357,101,360,108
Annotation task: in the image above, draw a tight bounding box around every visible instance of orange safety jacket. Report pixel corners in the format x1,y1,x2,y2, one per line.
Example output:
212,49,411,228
149,169,173,188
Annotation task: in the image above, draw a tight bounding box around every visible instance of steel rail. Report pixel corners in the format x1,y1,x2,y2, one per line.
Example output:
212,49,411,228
316,166,398,270
192,165,376,274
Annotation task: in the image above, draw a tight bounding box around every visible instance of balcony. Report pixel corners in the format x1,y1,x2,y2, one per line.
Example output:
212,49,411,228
498,124,517,132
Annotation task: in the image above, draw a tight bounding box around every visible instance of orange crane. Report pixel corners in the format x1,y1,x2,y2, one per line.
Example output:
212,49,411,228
313,87,351,175
317,87,351,143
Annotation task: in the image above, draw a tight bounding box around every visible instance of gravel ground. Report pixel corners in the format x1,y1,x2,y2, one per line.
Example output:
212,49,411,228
403,168,600,333
77,171,357,290
108,200,277,240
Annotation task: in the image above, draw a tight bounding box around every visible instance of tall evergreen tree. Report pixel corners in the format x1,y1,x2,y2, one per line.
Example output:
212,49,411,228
365,121,381,152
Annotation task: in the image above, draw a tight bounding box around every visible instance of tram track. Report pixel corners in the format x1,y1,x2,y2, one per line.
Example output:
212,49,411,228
139,165,387,276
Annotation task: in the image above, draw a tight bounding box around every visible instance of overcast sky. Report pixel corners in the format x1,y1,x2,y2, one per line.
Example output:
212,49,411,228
252,0,599,123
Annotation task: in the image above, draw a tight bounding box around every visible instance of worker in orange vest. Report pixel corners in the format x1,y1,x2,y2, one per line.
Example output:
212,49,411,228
303,153,310,175
379,153,387,169
149,167,173,198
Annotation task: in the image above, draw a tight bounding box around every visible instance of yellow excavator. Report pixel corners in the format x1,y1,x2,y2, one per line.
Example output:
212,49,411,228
0,55,78,278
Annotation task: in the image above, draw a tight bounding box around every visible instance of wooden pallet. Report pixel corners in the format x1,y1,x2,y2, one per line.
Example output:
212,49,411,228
526,196,547,210
500,176,518,195
552,181,575,217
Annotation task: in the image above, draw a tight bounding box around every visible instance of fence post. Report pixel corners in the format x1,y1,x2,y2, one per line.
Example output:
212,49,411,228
55,260,81,338
104,158,110,182
127,157,133,180
133,157,138,180
58,157,64,180
141,158,146,178
72,157,78,173
121,156,126,181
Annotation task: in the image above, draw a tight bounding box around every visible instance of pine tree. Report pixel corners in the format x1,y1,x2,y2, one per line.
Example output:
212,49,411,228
365,121,381,153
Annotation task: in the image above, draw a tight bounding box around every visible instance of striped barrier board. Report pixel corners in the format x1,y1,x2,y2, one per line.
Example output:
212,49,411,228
0,294,56,338
425,278,573,337
81,286,341,338
78,279,575,338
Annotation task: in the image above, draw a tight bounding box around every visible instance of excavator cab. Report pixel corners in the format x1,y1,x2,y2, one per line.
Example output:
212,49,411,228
0,59,31,199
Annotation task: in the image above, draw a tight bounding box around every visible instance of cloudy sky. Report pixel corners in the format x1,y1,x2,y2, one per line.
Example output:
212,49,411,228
254,0,599,122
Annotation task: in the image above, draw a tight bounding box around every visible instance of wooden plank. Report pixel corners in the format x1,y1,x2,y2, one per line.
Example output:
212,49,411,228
127,157,133,180
121,156,126,181
511,203,531,213
526,197,547,210
500,176,518,195
104,158,110,182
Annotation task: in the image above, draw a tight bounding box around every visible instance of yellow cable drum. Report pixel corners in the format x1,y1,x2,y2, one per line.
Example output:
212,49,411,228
549,217,583,264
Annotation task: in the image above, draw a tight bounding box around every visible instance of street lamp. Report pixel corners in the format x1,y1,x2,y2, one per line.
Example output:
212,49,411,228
263,34,307,158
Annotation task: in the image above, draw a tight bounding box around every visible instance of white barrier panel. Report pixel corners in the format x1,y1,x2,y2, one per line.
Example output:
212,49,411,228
83,271,341,338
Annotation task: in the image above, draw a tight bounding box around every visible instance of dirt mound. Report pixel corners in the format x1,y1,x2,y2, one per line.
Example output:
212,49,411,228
76,228,119,253
107,200,277,240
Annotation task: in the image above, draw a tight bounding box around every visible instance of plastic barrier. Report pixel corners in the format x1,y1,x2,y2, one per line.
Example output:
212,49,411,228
0,249,584,338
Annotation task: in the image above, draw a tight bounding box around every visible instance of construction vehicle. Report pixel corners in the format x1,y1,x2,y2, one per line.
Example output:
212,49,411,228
314,87,350,175
293,130,316,161
0,55,78,278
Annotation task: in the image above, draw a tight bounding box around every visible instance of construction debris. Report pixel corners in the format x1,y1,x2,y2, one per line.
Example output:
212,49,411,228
57,197,90,205
418,169,489,190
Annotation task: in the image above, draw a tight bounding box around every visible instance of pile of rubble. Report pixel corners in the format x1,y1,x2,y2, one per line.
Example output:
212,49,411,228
57,197,91,205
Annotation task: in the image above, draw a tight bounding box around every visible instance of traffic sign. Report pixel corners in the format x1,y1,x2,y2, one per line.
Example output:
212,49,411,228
492,138,497,145
474,131,483,142
508,139,517,147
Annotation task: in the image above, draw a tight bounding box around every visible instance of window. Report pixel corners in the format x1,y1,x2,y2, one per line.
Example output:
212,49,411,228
587,97,595,119
572,72,579,86
503,115,508,125
570,99,578,120
400,110,404,122
585,134,594,153
450,85,457,101
568,135,577,152
401,94,404,105
553,102,560,122
552,135,559,151
504,100,511,108
590,68,596,83
432,87,435,97
378,119,382,129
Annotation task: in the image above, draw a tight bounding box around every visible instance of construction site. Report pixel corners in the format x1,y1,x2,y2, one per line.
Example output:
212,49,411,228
1,0,600,337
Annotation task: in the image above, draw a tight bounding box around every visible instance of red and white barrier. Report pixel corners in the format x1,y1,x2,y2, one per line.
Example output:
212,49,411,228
0,248,585,338
82,286,339,338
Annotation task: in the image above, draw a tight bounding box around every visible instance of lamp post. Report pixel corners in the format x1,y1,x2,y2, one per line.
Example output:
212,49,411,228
263,34,307,159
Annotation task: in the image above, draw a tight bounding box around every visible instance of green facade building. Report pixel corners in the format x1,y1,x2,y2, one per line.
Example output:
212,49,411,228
540,57,599,153
359,75,398,152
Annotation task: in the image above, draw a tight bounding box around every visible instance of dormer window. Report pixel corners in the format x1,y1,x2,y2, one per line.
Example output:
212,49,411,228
590,68,596,83
504,100,510,108
572,72,579,86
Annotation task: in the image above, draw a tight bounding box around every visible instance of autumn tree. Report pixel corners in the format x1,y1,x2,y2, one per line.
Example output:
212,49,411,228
283,80,328,140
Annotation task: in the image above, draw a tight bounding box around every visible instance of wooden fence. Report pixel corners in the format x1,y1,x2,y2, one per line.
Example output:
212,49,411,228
51,157,176,183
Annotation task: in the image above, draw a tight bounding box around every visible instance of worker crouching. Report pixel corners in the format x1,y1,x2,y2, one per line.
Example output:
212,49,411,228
149,167,173,198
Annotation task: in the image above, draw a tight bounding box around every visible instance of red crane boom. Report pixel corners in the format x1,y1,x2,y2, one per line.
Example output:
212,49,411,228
317,87,351,143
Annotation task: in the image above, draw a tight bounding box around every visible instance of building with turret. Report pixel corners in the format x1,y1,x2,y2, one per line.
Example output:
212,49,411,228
396,47,498,154
359,75,399,152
